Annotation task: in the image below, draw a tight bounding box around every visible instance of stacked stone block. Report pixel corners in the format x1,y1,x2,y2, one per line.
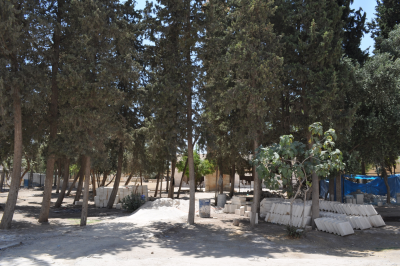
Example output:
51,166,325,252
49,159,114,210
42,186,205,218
264,202,312,228
94,185,148,208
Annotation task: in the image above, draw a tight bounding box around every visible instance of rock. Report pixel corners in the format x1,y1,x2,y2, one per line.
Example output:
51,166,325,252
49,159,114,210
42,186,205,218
233,219,240,226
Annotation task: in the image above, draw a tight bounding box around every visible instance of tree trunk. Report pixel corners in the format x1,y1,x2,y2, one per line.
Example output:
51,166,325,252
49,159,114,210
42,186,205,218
168,158,176,199
154,173,160,197
105,175,116,187
0,168,5,192
19,159,30,185
74,167,85,203
214,167,219,205
382,166,391,204
91,169,96,197
306,133,320,229
140,170,142,186
80,156,91,226
160,174,163,198
55,158,70,208
107,142,124,208
311,172,319,228
176,159,188,198
53,163,58,187
124,173,133,186
56,159,62,193
166,160,170,193
0,83,23,229
100,171,109,187
38,6,61,222
218,160,223,195
250,139,260,227
159,163,164,198
66,165,82,196
336,174,342,202
361,160,366,175
328,176,335,200
229,163,235,198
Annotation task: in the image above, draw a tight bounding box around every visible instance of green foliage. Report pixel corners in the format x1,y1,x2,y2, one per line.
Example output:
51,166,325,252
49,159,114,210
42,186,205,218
121,193,145,213
286,225,304,239
177,148,215,184
255,123,345,193
369,0,400,50
350,41,400,172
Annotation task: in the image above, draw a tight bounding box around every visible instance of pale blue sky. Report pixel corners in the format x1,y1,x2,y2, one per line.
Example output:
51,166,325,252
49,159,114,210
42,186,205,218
351,0,376,53
134,0,377,53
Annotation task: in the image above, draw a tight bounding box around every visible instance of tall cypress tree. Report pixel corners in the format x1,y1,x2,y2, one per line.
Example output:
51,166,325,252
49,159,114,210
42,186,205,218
272,0,351,227
145,0,205,224
369,0,400,50
203,0,282,227
339,0,369,64
0,0,47,229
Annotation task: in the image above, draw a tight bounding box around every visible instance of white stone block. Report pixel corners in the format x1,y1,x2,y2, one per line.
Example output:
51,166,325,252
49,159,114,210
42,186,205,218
270,203,276,213
235,209,241,215
245,211,251,218
264,212,270,221
224,203,229,213
240,206,245,216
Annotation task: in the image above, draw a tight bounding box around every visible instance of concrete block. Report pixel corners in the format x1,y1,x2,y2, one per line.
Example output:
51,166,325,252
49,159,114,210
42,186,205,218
235,209,241,215
224,203,229,213
75,201,83,206
245,211,251,218
233,219,239,226
356,194,364,204
264,212,271,223
365,205,378,216
270,203,276,213
116,203,121,210
358,216,372,230
240,206,245,216
336,221,354,236
368,215,385,227
314,218,326,232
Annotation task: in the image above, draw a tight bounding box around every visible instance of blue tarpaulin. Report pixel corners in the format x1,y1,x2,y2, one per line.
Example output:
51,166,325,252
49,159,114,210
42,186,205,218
342,174,376,180
343,174,400,198
320,174,400,201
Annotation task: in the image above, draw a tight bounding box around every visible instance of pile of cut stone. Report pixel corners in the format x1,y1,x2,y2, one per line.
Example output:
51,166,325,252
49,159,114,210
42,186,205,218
264,201,312,228
315,200,385,236
91,185,148,208
223,196,255,220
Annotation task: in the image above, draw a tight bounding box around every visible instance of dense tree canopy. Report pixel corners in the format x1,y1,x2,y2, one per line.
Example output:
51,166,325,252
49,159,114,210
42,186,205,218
1,0,400,228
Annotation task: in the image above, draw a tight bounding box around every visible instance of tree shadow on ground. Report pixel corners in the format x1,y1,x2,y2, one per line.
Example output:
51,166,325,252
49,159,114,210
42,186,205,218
1,208,400,265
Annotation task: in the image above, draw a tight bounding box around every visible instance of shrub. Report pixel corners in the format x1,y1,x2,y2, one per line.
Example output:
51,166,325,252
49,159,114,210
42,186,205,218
286,225,304,239
121,193,145,212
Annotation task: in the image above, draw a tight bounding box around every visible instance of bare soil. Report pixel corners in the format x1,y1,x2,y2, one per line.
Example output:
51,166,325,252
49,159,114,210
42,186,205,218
0,188,400,265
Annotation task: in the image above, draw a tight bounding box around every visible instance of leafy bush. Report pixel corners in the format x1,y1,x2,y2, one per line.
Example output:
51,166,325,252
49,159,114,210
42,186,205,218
286,225,304,239
121,193,145,212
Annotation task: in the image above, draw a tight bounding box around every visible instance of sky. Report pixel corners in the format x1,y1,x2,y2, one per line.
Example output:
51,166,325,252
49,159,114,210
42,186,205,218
135,0,378,53
351,0,377,53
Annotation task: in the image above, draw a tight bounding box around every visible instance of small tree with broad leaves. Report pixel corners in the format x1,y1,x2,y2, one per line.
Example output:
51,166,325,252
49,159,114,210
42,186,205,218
254,123,345,228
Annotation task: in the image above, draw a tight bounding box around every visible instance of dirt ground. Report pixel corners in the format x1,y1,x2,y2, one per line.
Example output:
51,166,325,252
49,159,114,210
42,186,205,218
0,187,400,265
